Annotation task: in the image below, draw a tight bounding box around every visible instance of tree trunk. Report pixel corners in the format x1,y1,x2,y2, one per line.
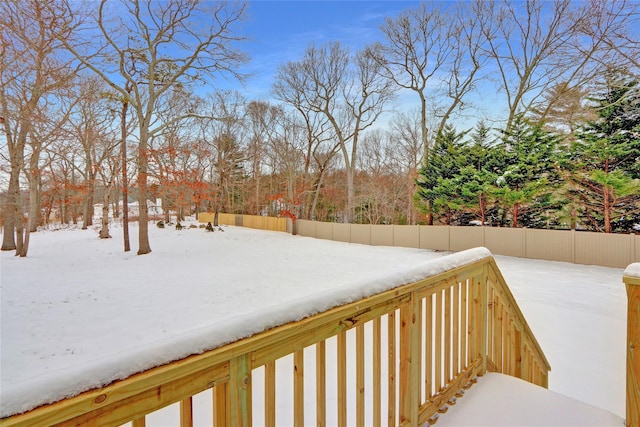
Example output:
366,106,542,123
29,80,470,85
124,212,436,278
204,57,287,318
603,186,611,233
137,126,151,255
121,97,130,252
99,183,112,239
82,191,94,230
2,171,18,250
14,190,24,256
20,166,41,256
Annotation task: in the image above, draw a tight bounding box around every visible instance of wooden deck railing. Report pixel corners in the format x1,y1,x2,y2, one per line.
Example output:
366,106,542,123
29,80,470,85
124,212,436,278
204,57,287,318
2,254,550,427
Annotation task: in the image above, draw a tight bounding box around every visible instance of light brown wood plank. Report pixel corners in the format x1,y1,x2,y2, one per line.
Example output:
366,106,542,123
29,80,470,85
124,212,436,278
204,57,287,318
265,361,276,427
356,324,365,427
179,397,192,427
294,349,304,427
338,331,347,427
316,341,326,427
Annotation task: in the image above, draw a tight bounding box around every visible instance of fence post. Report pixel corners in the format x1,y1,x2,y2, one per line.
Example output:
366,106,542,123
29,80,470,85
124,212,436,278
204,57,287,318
624,266,640,427
398,291,420,427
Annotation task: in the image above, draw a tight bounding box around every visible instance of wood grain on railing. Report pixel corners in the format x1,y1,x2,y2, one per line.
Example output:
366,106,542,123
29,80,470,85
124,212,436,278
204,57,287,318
2,256,549,427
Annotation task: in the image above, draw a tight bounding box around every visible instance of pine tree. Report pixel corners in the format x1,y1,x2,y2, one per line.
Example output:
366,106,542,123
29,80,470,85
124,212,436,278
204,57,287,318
491,115,564,228
568,73,640,233
416,125,468,224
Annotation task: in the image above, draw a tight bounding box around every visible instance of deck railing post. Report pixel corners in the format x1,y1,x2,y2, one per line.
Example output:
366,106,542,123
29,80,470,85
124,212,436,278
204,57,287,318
229,354,252,427
399,291,420,427
624,266,640,427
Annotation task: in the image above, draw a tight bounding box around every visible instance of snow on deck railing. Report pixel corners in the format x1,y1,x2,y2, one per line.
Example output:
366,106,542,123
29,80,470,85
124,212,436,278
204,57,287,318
1,250,550,427
623,264,640,427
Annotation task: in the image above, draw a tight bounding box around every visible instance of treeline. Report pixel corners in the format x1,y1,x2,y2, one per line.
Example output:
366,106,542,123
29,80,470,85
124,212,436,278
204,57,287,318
420,76,640,233
1,0,639,256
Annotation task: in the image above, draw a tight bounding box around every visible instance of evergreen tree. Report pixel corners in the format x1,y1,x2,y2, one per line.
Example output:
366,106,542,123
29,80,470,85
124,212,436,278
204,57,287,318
568,74,640,233
454,121,498,226
416,122,499,226
491,115,564,228
416,125,467,224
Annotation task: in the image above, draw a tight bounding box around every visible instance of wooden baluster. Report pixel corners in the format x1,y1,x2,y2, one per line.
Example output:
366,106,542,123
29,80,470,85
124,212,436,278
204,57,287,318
453,281,460,378
445,285,452,385
373,317,382,427
265,361,276,427
180,397,192,427
338,331,347,427
356,324,365,427
294,349,304,427
388,312,396,427
425,294,433,400
435,290,443,392
460,280,468,369
316,341,326,427
213,383,230,427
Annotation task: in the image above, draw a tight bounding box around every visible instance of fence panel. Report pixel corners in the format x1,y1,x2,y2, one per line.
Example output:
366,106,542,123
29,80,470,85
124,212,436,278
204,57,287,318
371,225,393,247
484,227,525,257
419,226,449,251
333,223,351,243
394,225,420,248
525,229,574,263
575,232,635,268
450,227,484,252
351,224,372,245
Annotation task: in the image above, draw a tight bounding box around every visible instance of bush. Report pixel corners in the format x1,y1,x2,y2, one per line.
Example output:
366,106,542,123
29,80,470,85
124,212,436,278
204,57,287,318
156,220,165,229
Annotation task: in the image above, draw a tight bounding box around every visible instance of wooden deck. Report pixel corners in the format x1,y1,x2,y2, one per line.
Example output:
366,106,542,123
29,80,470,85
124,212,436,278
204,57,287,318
2,253,550,427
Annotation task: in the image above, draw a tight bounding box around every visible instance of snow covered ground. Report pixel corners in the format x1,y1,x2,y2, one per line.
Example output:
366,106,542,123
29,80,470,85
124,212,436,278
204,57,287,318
0,222,628,424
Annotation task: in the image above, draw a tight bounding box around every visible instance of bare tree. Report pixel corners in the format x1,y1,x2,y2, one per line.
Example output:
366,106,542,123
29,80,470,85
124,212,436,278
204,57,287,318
273,75,338,221
372,2,454,164
356,129,405,224
578,0,640,76
477,0,613,132
275,42,394,222
387,110,427,225
433,1,492,134
200,91,246,225
59,0,248,254
0,0,77,255
65,76,120,230
245,101,281,215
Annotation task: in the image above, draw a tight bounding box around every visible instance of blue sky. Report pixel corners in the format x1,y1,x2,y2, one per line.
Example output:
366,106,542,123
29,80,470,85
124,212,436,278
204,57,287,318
222,0,503,131
230,1,421,99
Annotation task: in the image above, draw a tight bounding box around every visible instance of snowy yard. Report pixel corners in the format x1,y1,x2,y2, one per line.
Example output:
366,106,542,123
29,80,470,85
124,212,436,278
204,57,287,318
0,222,628,424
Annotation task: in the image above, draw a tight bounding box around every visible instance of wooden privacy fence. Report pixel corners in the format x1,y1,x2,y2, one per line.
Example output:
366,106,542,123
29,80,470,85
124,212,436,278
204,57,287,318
2,252,550,427
295,220,640,269
196,214,639,268
198,213,290,233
